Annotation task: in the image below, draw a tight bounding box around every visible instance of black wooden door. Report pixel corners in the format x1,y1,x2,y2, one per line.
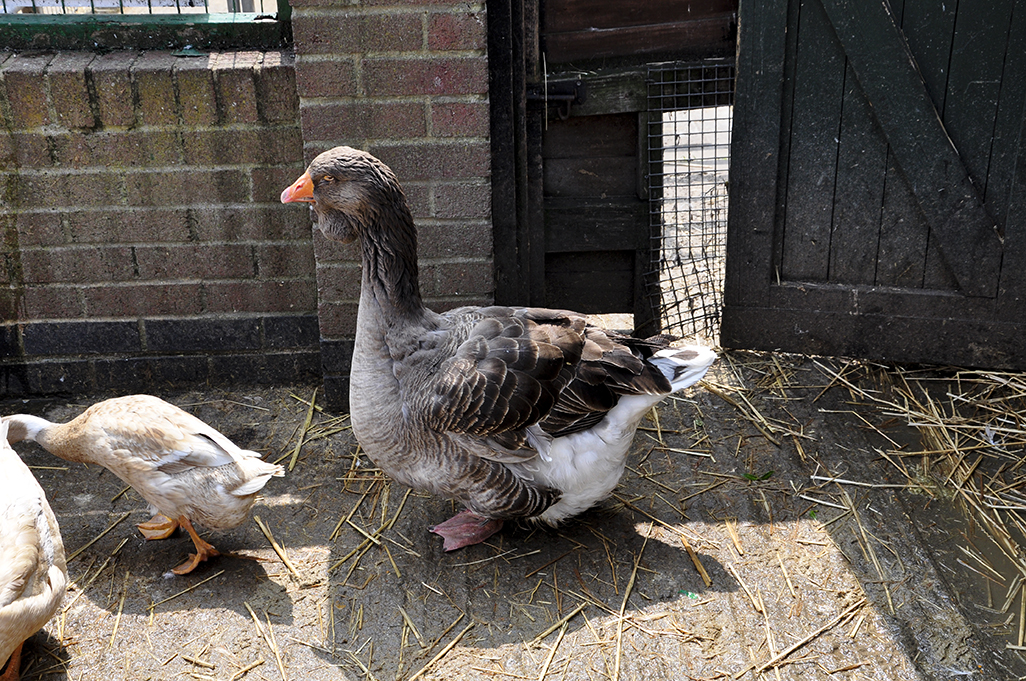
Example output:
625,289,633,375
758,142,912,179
722,0,1026,368
489,0,736,334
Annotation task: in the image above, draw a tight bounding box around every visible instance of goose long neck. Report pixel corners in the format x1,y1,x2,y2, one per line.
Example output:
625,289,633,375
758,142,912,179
360,188,424,319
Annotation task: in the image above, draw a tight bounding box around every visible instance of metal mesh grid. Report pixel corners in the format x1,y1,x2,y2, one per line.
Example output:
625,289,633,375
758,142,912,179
646,61,734,342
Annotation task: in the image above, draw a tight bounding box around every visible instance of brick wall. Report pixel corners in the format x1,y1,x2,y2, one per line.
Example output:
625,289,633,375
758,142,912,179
0,3,495,406
289,0,493,408
0,50,321,396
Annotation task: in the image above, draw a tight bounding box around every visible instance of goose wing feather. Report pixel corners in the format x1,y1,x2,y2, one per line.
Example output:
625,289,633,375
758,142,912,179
426,307,677,450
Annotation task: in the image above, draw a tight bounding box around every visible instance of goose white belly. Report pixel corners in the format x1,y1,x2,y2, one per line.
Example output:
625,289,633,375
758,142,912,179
513,392,663,524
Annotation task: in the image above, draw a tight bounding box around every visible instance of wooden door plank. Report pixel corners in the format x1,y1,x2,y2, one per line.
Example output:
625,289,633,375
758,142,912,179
779,0,846,283
983,0,1026,230
820,0,1003,297
876,151,930,288
544,15,737,64
722,0,790,309
543,0,736,32
829,61,888,285
544,197,648,253
543,156,638,198
542,114,637,158
897,0,956,113
942,0,1014,194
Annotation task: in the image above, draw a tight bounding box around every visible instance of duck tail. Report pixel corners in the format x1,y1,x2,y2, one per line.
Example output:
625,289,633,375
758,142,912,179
231,458,286,497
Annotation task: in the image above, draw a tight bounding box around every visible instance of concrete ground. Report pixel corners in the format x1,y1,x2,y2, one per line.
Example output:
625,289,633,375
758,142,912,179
1,349,1014,680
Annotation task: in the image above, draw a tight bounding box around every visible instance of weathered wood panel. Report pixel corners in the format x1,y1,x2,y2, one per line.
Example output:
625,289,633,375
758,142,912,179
723,0,1026,370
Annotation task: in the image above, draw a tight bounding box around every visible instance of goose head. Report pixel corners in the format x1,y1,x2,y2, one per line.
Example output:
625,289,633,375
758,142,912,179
281,146,410,245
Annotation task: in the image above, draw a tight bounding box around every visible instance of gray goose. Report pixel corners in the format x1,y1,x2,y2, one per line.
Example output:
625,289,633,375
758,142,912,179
281,146,716,550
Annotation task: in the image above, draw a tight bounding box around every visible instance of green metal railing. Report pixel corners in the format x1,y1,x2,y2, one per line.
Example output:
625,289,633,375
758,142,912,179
0,0,290,50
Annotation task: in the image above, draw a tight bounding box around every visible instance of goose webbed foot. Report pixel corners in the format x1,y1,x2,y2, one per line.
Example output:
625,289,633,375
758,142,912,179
430,510,503,550
136,513,179,540
171,516,220,575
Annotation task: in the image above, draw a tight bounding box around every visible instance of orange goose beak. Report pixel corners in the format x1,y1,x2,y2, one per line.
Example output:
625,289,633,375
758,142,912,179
281,171,315,203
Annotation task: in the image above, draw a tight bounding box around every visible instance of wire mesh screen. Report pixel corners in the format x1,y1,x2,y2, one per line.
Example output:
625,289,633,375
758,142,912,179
646,61,734,342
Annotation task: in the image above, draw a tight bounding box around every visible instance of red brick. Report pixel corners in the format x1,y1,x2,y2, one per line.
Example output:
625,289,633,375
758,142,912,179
428,11,487,50
192,205,313,241
83,282,203,318
421,259,493,296
15,212,65,247
21,245,136,284
433,181,491,219
315,299,359,337
47,53,96,130
132,52,179,127
299,101,427,142
403,183,431,219
213,52,261,126
313,263,362,301
181,127,303,167
26,130,181,169
89,52,139,128
363,57,488,97
22,285,86,319
67,208,192,245
256,243,316,279
291,13,422,55
2,53,54,129
204,280,317,314
18,171,124,208
418,220,491,259
256,50,299,123
125,169,250,206
252,165,308,204
368,140,490,181
174,54,218,127
0,132,14,170
431,101,489,137
135,244,255,280
294,57,357,99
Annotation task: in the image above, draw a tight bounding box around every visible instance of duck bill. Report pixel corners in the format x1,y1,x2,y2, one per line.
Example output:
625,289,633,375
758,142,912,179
281,171,315,203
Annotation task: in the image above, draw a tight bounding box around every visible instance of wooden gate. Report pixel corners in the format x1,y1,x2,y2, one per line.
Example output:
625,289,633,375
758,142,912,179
488,0,736,335
722,0,1026,368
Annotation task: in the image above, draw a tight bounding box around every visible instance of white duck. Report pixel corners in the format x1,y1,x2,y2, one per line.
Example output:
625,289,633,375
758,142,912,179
281,146,716,550
2,395,284,575
0,420,67,681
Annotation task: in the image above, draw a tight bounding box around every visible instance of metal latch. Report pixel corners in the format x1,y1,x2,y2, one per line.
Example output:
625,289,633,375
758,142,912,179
526,79,586,120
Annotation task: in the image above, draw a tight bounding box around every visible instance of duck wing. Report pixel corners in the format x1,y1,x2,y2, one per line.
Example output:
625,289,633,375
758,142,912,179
87,396,257,475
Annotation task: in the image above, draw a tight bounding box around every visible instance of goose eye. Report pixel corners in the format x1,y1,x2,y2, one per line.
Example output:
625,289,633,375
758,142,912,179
322,174,335,183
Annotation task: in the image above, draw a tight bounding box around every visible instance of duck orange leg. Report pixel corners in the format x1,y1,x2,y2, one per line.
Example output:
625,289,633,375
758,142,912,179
136,513,178,540
430,510,503,551
0,641,23,681
171,516,220,575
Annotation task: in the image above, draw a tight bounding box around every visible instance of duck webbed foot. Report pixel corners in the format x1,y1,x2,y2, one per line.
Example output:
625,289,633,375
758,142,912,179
171,516,220,575
136,513,179,540
430,510,503,550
